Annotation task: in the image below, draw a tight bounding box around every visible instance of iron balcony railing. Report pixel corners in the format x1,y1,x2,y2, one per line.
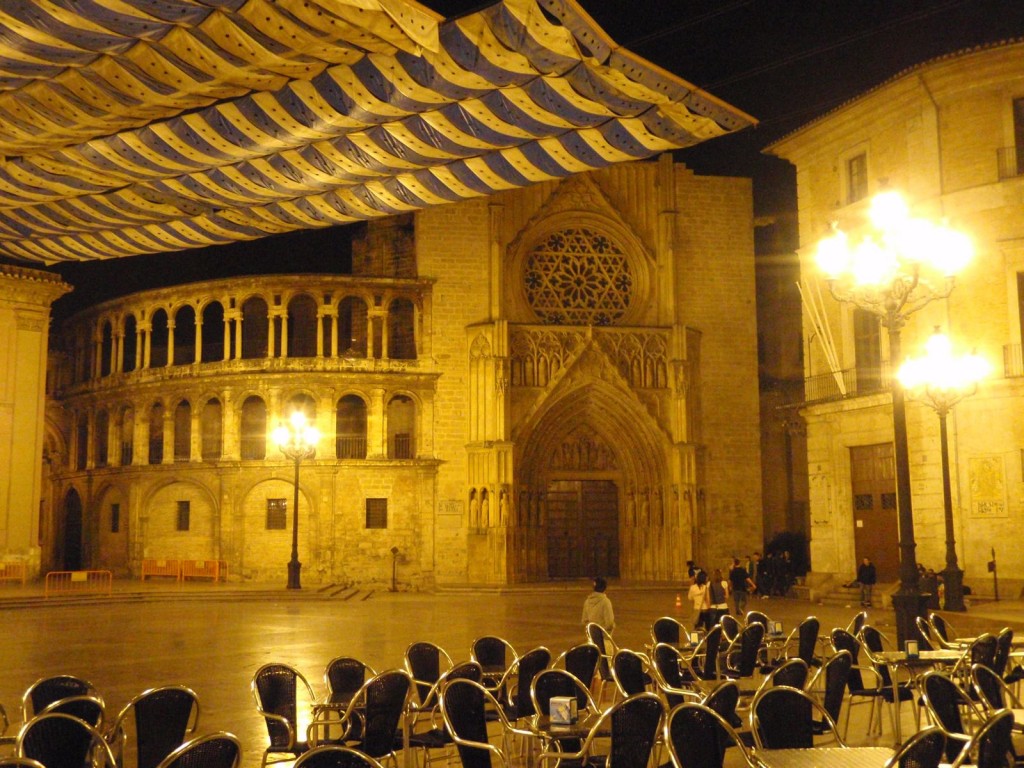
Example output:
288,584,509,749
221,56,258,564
1005,344,1023,378
997,146,1024,180
803,364,891,405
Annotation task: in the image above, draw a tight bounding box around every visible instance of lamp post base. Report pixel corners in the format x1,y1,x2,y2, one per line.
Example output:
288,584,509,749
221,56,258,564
287,559,302,590
942,566,966,612
891,590,929,649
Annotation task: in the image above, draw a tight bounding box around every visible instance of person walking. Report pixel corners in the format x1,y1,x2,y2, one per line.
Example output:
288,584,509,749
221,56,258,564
856,558,877,608
729,557,753,616
688,571,714,631
581,576,615,632
709,568,730,625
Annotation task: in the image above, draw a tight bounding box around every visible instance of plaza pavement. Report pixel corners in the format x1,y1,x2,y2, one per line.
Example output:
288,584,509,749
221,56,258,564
2,578,1023,768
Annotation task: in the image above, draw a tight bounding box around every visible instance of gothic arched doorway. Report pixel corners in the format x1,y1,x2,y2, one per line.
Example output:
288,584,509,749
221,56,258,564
61,488,84,570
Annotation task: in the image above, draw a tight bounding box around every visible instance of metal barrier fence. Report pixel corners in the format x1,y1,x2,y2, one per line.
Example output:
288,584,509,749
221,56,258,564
0,561,27,585
44,570,113,598
141,558,228,582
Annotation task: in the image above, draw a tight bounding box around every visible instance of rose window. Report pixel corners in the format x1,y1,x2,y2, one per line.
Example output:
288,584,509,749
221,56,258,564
524,228,632,325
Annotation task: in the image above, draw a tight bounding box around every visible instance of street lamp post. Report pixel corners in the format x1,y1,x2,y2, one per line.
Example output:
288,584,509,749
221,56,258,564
814,190,972,648
273,411,320,590
898,329,989,612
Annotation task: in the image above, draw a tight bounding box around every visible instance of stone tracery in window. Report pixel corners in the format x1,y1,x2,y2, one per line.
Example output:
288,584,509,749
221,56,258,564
524,227,632,325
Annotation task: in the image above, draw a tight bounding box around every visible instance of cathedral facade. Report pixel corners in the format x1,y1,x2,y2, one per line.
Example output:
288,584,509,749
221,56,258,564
36,155,763,587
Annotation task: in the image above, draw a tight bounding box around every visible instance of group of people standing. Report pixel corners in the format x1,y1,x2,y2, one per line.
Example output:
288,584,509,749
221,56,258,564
685,551,796,631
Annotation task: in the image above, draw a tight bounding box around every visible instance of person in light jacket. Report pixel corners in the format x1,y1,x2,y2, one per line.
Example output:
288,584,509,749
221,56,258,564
581,576,615,633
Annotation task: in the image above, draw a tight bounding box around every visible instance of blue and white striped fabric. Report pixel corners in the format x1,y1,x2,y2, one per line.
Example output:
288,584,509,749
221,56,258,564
0,0,755,263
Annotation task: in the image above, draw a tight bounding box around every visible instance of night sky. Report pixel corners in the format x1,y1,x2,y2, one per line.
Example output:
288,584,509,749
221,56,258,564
46,0,1024,320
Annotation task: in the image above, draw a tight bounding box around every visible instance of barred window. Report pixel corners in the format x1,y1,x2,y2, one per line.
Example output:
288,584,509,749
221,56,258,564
366,498,388,529
267,498,287,530
176,500,190,531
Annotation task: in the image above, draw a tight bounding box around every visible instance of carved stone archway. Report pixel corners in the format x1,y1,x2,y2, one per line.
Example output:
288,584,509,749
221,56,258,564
513,361,684,582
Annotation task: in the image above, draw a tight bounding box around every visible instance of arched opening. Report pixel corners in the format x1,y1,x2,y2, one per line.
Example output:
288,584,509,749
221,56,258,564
120,406,134,465
287,294,318,358
337,296,368,357
201,302,225,362
173,305,196,366
100,321,113,376
94,410,109,467
148,402,164,464
123,315,138,372
336,395,367,459
150,309,169,367
241,297,269,359
61,488,84,571
240,396,267,460
174,400,191,461
387,395,415,459
388,298,416,359
201,398,223,460
75,414,88,470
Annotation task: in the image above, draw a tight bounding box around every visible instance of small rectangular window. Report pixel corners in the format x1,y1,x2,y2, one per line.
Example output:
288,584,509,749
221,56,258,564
267,498,287,530
110,503,120,533
366,498,388,529
176,500,190,531
847,153,868,204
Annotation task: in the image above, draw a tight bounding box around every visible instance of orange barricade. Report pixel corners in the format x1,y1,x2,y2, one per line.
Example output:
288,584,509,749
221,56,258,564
180,559,227,582
44,570,113,598
140,559,181,580
0,561,27,585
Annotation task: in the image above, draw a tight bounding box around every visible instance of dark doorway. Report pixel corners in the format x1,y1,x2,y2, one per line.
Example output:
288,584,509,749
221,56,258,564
546,480,619,578
850,443,899,581
62,489,84,571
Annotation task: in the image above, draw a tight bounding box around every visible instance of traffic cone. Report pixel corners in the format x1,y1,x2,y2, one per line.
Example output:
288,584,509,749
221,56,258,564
675,593,682,611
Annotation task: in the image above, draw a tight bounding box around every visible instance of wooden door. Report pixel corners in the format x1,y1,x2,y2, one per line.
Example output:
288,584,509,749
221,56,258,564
850,443,899,581
546,480,619,578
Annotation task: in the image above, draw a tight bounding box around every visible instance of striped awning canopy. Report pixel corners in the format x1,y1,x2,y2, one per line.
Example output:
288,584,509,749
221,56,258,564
0,0,755,264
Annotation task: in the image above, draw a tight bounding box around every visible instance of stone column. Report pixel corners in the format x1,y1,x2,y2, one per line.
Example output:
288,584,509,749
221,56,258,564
0,267,71,571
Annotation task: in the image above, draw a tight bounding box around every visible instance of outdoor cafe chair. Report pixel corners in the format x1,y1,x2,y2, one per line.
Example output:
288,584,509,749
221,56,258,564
651,617,685,647
439,679,523,768
929,614,961,650
664,702,761,768
651,643,702,708
554,643,600,695
37,694,106,730
992,629,1014,678
529,669,597,756
722,621,765,684
831,627,887,737
750,685,845,750
920,670,983,765
15,712,118,768
915,617,939,651
809,649,852,737
252,662,316,768
0,759,45,768
884,726,947,768
407,662,482,768
720,615,742,645
611,648,653,699
21,674,97,723
860,625,918,735
584,623,617,706
405,643,454,708
702,680,744,730
293,746,386,768
309,669,412,766
749,657,809,702
744,611,770,631
470,636,517,694
105,685,200,768
152,732,240,768
950,708,1015,768
679,624,723,693
325,658,376,710
536,692,664,768
971,663,1023,715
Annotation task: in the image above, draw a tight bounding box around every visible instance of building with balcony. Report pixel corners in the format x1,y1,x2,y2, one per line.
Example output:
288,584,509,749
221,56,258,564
769,39,1024,593
37,156,763,587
